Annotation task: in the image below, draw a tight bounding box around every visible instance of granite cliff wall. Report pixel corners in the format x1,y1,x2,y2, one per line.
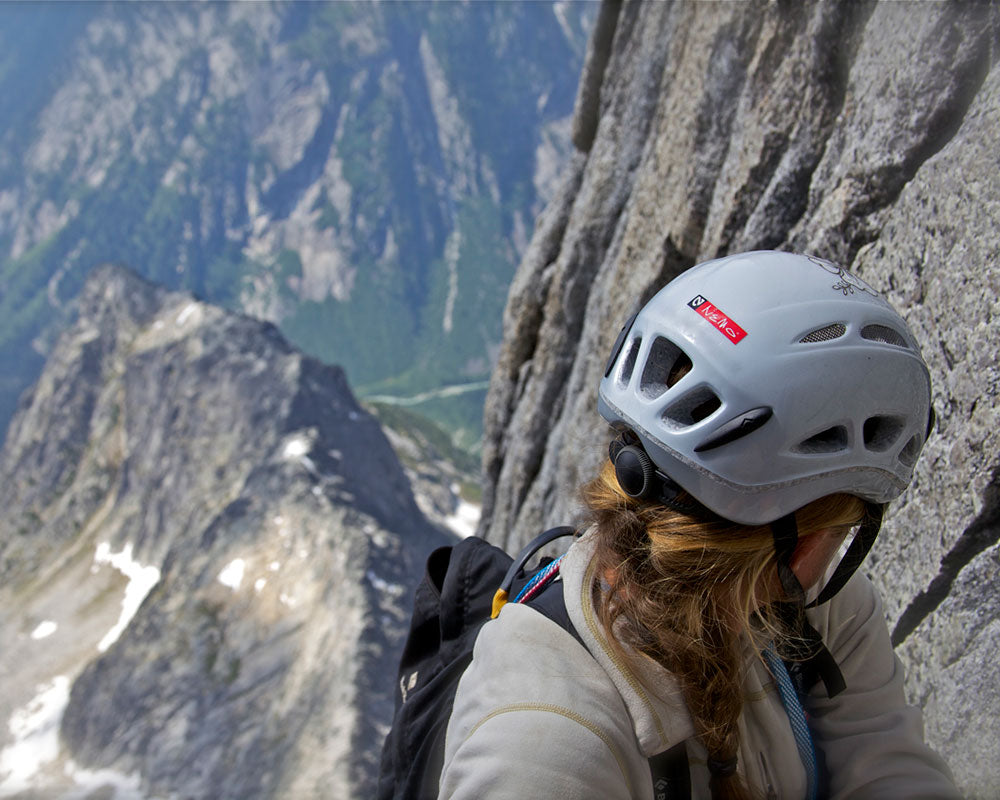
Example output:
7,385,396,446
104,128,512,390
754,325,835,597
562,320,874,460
480,2,999,794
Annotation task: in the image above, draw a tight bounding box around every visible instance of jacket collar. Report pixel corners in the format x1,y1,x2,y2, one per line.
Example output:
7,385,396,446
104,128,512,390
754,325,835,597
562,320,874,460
560,529,696,756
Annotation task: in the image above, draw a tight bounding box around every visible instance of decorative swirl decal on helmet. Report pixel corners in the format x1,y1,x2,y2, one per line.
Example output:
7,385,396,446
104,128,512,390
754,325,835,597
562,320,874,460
806,255,887,303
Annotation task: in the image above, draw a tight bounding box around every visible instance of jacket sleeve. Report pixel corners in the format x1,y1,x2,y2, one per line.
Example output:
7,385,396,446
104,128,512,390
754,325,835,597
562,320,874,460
806,572,961,800
439,705,637,800
439,604,648,800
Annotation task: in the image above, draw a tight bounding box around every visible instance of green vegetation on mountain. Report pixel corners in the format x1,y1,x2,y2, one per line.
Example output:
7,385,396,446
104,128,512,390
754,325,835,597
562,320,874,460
0,2,591,457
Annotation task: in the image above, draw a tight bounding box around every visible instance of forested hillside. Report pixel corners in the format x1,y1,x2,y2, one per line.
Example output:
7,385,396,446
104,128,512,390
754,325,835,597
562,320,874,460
0,2,591,451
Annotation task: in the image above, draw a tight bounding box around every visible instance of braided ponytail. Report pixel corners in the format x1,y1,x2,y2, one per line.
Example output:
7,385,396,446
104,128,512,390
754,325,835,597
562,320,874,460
582,460,864,799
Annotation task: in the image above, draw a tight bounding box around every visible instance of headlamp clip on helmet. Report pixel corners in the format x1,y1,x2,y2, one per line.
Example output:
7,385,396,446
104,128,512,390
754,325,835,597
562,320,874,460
609,432,716,519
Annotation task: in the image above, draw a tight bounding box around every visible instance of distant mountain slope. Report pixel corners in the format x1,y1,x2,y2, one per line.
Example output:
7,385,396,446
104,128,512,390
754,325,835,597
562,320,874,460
0,1,592,449
0,265,450,798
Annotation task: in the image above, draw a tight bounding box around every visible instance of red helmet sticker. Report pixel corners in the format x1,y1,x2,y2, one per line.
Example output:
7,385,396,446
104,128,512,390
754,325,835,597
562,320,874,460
688,296,748,344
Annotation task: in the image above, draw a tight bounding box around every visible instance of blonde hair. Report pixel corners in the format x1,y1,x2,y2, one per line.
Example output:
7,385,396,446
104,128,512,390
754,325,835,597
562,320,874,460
582,460,867,800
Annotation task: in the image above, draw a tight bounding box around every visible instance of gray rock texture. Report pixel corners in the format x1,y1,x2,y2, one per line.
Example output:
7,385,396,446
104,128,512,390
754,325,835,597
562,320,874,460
0,265,448,798
480,2,1000,794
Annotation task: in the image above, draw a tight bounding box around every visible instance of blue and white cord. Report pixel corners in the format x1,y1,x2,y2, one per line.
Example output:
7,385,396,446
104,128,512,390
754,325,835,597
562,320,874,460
763,645,818,800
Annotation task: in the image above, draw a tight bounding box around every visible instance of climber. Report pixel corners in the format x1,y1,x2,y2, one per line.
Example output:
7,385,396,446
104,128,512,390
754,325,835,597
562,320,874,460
438,251,960,799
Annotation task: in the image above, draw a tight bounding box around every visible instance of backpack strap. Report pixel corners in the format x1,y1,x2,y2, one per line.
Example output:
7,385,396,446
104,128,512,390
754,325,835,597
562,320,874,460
492,525,577,618
523,573,584,648
648,743,691,800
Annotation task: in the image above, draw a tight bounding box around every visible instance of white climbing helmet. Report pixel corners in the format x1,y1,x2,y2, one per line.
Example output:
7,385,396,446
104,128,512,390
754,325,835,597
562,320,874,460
598,251,933,525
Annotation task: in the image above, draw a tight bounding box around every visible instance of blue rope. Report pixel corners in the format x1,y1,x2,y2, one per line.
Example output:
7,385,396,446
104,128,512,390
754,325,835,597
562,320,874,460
763,646,818,800
513,554,565,603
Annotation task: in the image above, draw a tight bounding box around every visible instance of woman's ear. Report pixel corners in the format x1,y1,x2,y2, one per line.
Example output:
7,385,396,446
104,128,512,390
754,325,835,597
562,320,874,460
790,528,849,591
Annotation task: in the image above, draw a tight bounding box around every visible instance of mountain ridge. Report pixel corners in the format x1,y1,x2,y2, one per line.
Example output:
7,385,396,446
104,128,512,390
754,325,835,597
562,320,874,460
0,263,450,798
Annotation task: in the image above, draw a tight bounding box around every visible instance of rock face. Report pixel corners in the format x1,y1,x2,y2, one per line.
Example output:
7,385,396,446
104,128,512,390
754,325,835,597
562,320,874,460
0,265,449,798
480,2,999,794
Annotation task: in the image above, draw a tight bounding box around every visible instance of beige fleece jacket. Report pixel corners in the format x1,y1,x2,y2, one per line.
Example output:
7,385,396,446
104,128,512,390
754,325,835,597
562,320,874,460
440,530,959,799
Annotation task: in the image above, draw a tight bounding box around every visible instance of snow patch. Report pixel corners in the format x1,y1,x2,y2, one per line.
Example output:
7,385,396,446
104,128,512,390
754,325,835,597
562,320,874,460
366,571,405,597
282,435,318,474
93,542,161,653
282,435,311,459
30,621,58,640
175,302,199,326
0,676,70,794
445,500,481,539
60,761,143,800
217,559,246,591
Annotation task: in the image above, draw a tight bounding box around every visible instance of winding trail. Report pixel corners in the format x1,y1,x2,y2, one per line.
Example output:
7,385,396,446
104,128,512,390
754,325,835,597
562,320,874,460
363,380,490,407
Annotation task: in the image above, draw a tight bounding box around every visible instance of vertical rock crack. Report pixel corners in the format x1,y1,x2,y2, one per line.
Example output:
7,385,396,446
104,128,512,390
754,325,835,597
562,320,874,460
891,464,1000,646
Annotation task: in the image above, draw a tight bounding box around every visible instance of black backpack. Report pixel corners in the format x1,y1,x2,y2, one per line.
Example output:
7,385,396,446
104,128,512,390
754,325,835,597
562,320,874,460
376,526,692,799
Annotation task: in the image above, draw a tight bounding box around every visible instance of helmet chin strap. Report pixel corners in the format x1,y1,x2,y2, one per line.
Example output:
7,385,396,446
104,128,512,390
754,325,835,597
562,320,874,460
807,503,884,608
770,513,806,603
770,504,884,699
770,512,847,698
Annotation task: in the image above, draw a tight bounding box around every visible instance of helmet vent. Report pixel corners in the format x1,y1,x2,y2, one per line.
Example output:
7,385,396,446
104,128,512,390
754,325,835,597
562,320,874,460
793,426,849,454
800,323,846,343
863,415,905,452
605,312,638,378
861,324,909,349
898,434,922,467
640,337,691,399
661,387,721,429
618,337,642,388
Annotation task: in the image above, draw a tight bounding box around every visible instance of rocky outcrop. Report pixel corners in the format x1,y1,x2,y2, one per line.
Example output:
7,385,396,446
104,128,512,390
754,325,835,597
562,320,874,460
0,265,449,798
480,2,1000,794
